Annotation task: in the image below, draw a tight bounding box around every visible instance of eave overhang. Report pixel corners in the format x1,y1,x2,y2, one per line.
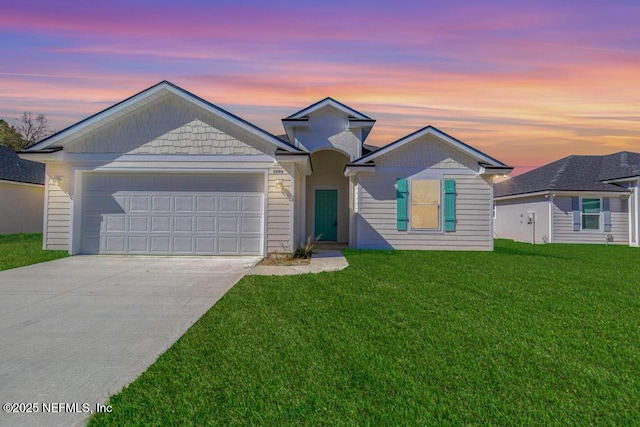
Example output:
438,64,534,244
479,164,514,176
275,150,312,175
494,189,631,201
601,175,640,184
344,163,375,177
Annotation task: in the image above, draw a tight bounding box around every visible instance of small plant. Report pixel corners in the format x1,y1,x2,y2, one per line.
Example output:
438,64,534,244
293,236,315,259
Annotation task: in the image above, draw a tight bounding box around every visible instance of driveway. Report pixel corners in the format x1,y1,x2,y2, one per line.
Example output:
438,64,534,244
0,256,258,427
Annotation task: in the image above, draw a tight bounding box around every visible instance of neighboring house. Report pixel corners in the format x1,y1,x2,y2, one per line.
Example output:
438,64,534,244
0,146,45,234
494,152,640,246
20,81,511,256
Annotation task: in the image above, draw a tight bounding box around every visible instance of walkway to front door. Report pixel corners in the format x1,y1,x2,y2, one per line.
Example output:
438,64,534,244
314,189,338,241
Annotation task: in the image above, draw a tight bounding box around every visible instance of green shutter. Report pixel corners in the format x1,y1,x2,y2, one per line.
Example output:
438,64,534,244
396,178,407,231
444,179,456,232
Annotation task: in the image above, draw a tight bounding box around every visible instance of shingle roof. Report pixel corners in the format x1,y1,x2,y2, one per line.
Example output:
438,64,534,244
495,151,639,198
0,146,45,185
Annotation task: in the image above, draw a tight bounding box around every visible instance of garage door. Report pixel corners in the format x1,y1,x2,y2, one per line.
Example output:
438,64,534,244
80,173,264,255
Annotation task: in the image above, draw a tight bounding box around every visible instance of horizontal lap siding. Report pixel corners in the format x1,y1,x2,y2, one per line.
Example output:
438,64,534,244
44,164,71,250
553,196,628,244
266,164,293,253
358,173,492,250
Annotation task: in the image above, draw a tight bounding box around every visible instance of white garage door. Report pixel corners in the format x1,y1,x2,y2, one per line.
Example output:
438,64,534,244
80,173,264,255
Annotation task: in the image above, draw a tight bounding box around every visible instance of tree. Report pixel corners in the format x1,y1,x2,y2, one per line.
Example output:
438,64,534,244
14,112,52,145
0,119,26,150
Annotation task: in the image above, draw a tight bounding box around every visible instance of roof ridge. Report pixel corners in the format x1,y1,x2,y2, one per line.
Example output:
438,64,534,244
547,155,572,190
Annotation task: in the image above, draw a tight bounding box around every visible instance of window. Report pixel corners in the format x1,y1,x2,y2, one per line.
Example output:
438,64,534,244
397,178,455,232
581,198,601,230
411,180,440,229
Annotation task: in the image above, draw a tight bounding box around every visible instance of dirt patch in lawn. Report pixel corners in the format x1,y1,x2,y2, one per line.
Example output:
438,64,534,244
258,254,311,266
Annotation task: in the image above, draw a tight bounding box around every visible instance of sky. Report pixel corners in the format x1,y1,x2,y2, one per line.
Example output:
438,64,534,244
1,0,639,175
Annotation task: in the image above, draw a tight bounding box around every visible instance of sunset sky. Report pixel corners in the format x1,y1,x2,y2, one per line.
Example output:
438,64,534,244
1,0,639,174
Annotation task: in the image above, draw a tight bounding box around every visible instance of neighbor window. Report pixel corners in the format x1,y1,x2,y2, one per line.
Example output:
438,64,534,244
411,180,440,229
581,198,601,230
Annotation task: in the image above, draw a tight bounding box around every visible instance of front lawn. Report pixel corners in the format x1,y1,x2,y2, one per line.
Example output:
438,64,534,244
90,240,640,425
0,233,68,271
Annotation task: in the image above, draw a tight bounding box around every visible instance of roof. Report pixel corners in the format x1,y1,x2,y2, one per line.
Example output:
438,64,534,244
494,151,640,198
28,81,301,153
350,125,510,168
281,97,376,145
0,146,44,185
284,97,373,120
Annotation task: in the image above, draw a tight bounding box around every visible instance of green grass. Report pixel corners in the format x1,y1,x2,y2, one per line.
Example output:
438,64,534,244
0,233,68,271
90,240,640,426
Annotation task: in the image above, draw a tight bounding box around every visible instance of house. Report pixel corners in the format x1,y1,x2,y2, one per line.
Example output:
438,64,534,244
494,152,640,246
19,81,511,255
0,146,45,234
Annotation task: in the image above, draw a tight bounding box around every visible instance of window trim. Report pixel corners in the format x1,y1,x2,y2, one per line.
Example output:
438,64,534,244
580,197,602,231
408,179,442,232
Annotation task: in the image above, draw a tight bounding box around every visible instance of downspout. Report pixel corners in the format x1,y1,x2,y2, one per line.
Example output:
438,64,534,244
636,180,640,246
548,192,554,243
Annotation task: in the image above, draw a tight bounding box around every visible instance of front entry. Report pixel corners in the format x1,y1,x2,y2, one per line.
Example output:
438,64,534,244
314,189,338,241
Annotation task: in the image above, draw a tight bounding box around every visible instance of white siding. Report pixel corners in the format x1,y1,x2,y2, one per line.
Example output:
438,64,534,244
356,133,493,250
0,182,44,234
292,167,304,248
358,173,492,250
553,195,629,244
376,134,479,170
44,164,71,250
66,95,276,156
266,163,294,253
295,108,361,160
494,196,550,244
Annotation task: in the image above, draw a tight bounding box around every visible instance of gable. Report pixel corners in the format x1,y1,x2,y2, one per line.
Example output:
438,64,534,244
375,133,479,171
28,81,300,156
286,97,372,120
293,107,362,159
65,94,276,156
351,125,509,172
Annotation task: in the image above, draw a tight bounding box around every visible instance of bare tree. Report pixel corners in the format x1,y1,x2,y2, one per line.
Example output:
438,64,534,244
0,119,26,150
14,112,52,145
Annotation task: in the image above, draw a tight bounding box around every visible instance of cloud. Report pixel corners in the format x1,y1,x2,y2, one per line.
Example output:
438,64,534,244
1,0,639,177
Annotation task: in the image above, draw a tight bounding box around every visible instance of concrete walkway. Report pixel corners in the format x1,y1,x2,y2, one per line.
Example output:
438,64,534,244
249,249,349,275
0,256,258,427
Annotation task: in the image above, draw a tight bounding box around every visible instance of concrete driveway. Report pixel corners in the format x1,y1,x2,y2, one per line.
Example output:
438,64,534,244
0,256,258,427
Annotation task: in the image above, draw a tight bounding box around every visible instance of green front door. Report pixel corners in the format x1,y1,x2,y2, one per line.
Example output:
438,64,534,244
315,189,338,241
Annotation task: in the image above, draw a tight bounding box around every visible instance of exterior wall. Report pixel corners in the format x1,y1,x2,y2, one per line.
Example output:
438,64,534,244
292,167,304,248
294,108,361,160
357,137,492,250
553,195,629,244
266,163,294,254
0,182,44,234
494,195,551,244
43,163,72,250
66,95,276,156
43,93,290,254
305,150,350,242
378,134,478,170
